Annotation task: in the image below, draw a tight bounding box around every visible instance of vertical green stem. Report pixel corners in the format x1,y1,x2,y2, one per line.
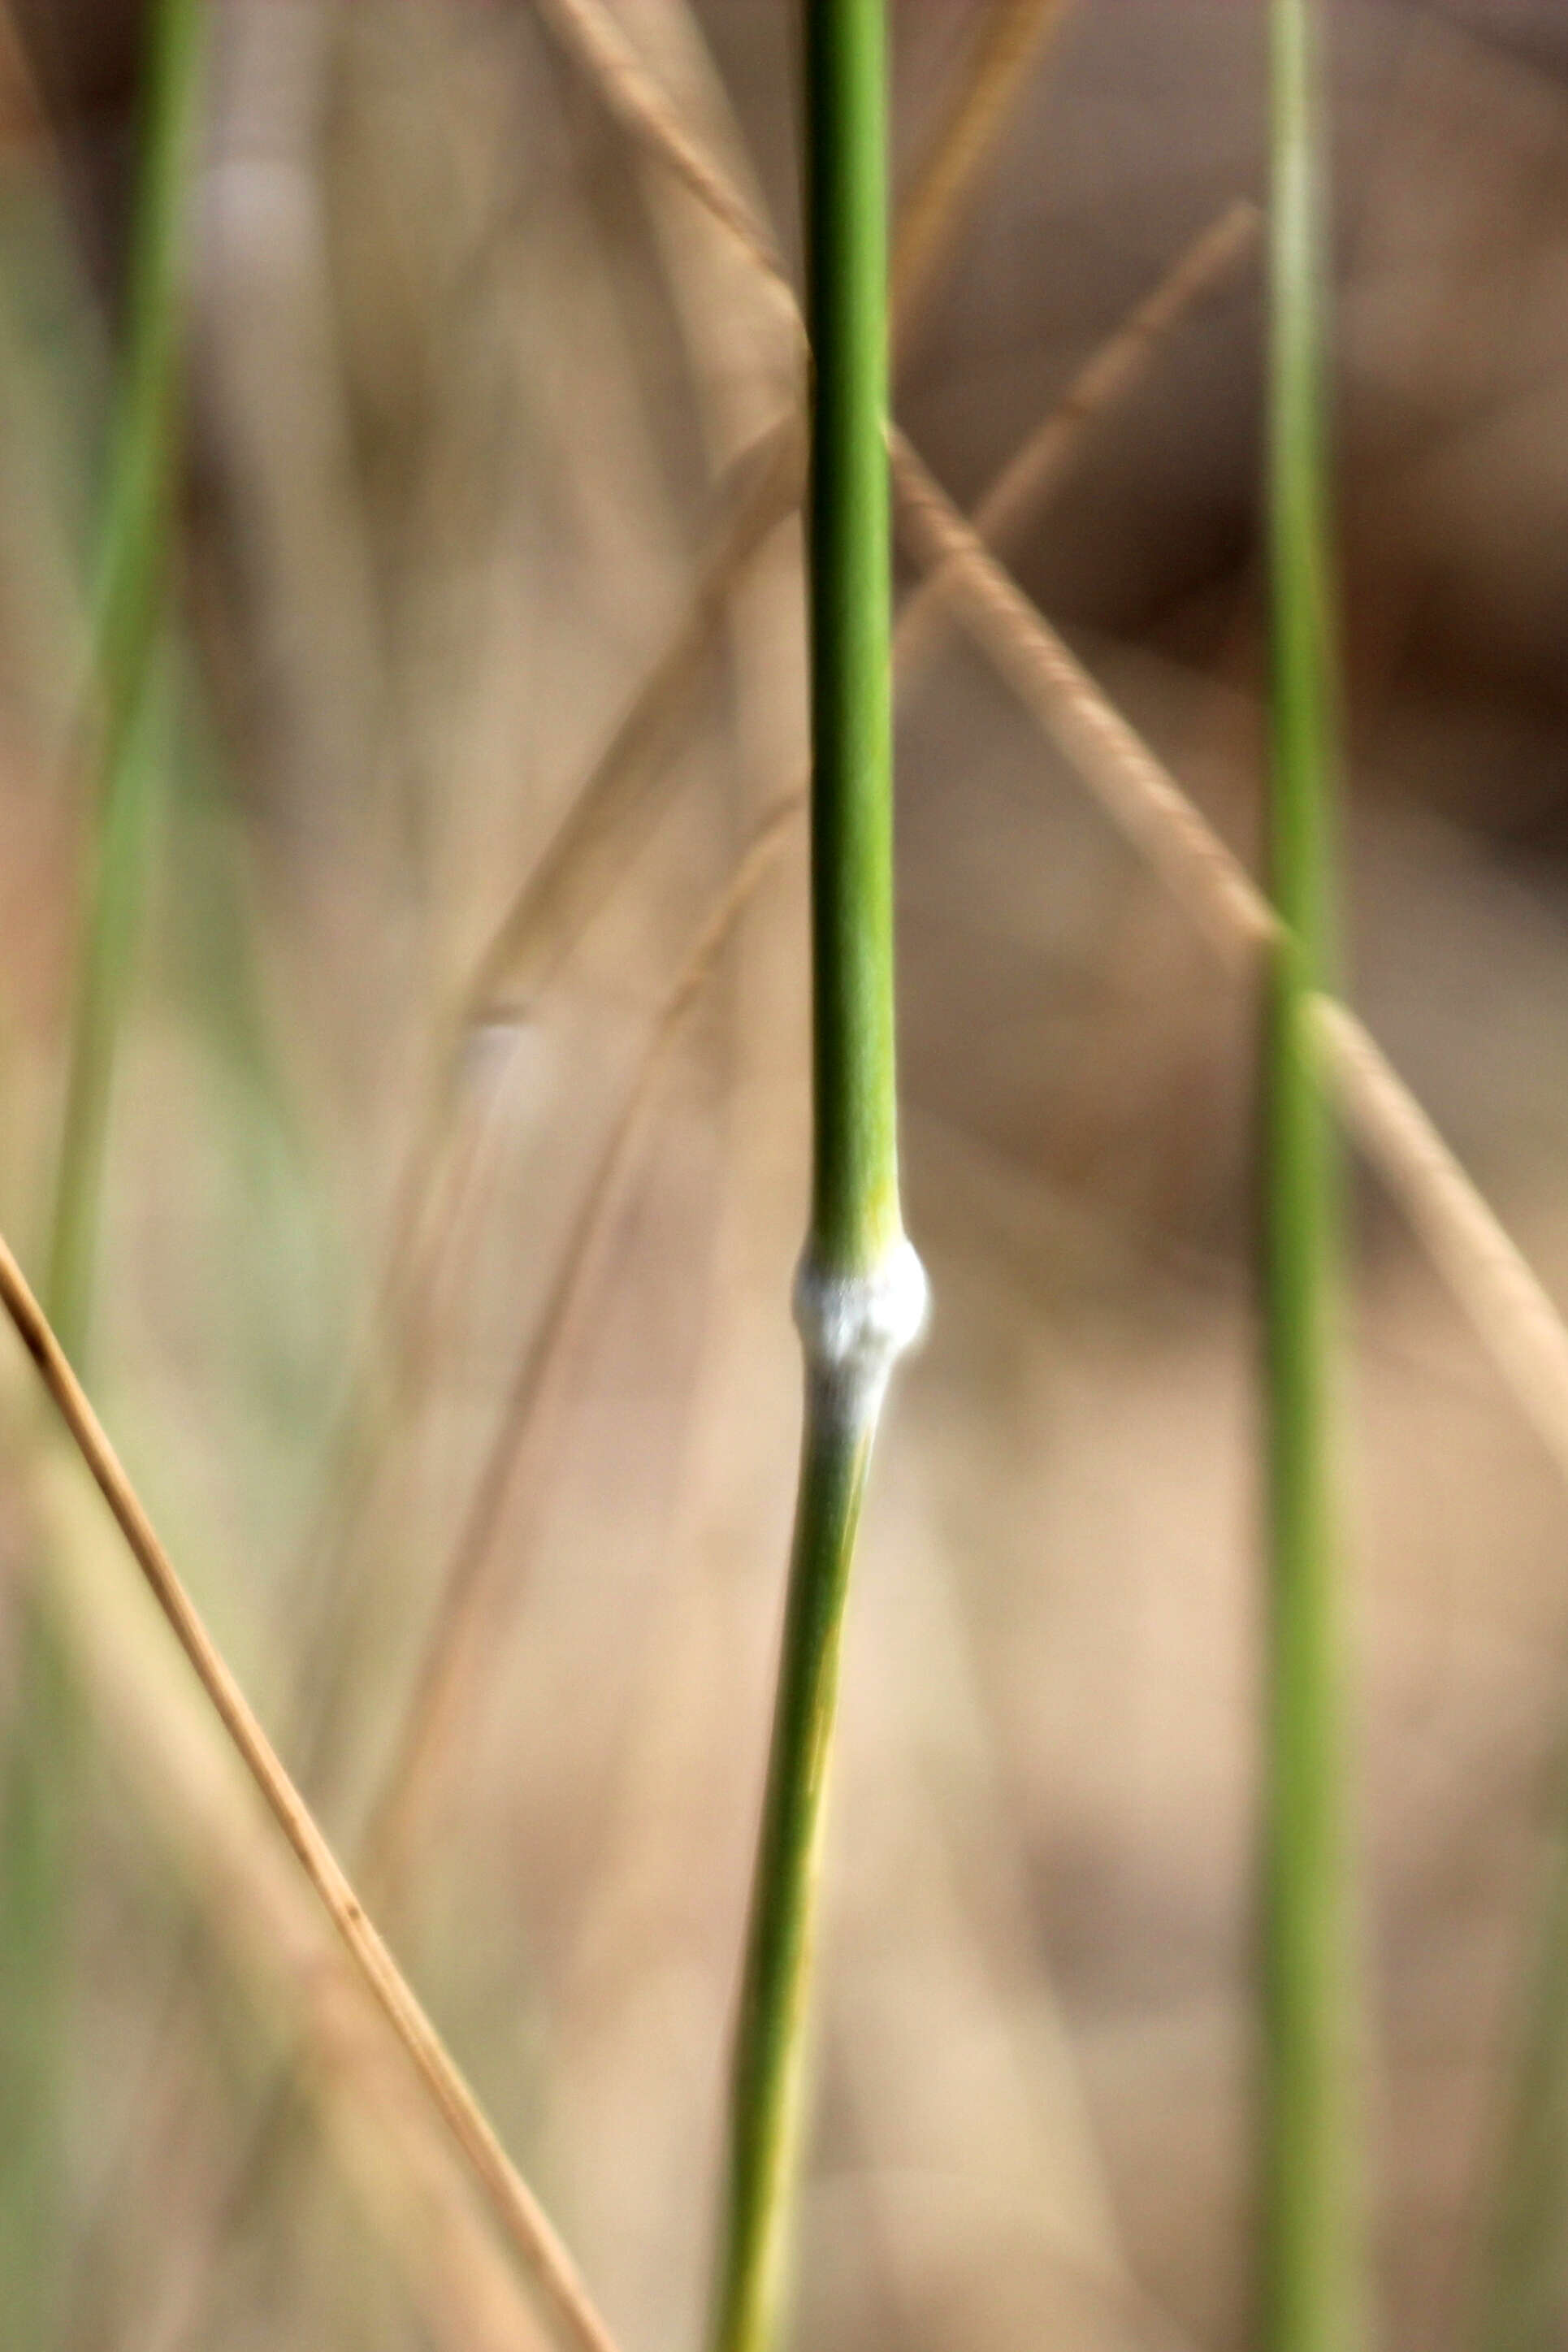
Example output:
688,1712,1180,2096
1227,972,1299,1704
708,1382,881,2352
1263,3,1359,2350
0,5,202,2337
803,0,899,1280
708,8,924,2350
1471,1763,1568,2352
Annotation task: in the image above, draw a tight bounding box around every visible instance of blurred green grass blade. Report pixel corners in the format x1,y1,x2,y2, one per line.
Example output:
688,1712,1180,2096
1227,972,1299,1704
0,3,204,2338
1469,1758,1568,2352
1263,3,1362,2350
0,1599,72,2346
46,0,205,1357
45,657,172,1357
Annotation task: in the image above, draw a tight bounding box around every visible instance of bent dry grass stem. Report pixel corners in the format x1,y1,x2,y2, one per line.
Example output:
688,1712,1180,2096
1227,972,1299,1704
0,1225,622,2352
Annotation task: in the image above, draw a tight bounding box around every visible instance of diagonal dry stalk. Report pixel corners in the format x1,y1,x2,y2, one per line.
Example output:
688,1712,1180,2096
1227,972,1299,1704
0,1232,621,2352
536,0,1081,379
335,410,802,1360
466,416,804,1023
890,0,1074,344
15,1424,556,2352
276,1063,511,1807
891,428,1276,959
817,1437,1144,2341
530,0,792,297
78,46,813,2336
58,25,807,2313
58,797,809,2352
276,405,803,1791
890,197,1262,678
357,790,806,1899
885,431,1568,1510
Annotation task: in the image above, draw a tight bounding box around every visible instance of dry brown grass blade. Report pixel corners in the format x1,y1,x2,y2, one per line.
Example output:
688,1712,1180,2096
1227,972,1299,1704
282,1067,504,1800
0,1232,621,2352
893,199,1262,678
17,1441,554,2352
891,0,1074,344
887,427,1568,1501
461,0,1120,1093
890,425,1278,961
466,409,803,1022
537,0,1073,366
359,788,805,1900
531,0,793,303
269,406,803,1810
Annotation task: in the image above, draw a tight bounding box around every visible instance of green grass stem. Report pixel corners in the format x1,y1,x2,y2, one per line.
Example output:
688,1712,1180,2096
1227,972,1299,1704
1467,1741,1568,2352
802,0,899,1283
45,0,204,1356
1262,4,1360,2350
708,8,925,2350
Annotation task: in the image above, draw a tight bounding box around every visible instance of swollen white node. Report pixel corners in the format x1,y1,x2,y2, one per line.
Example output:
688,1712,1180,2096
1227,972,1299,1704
792,1236,929,1376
